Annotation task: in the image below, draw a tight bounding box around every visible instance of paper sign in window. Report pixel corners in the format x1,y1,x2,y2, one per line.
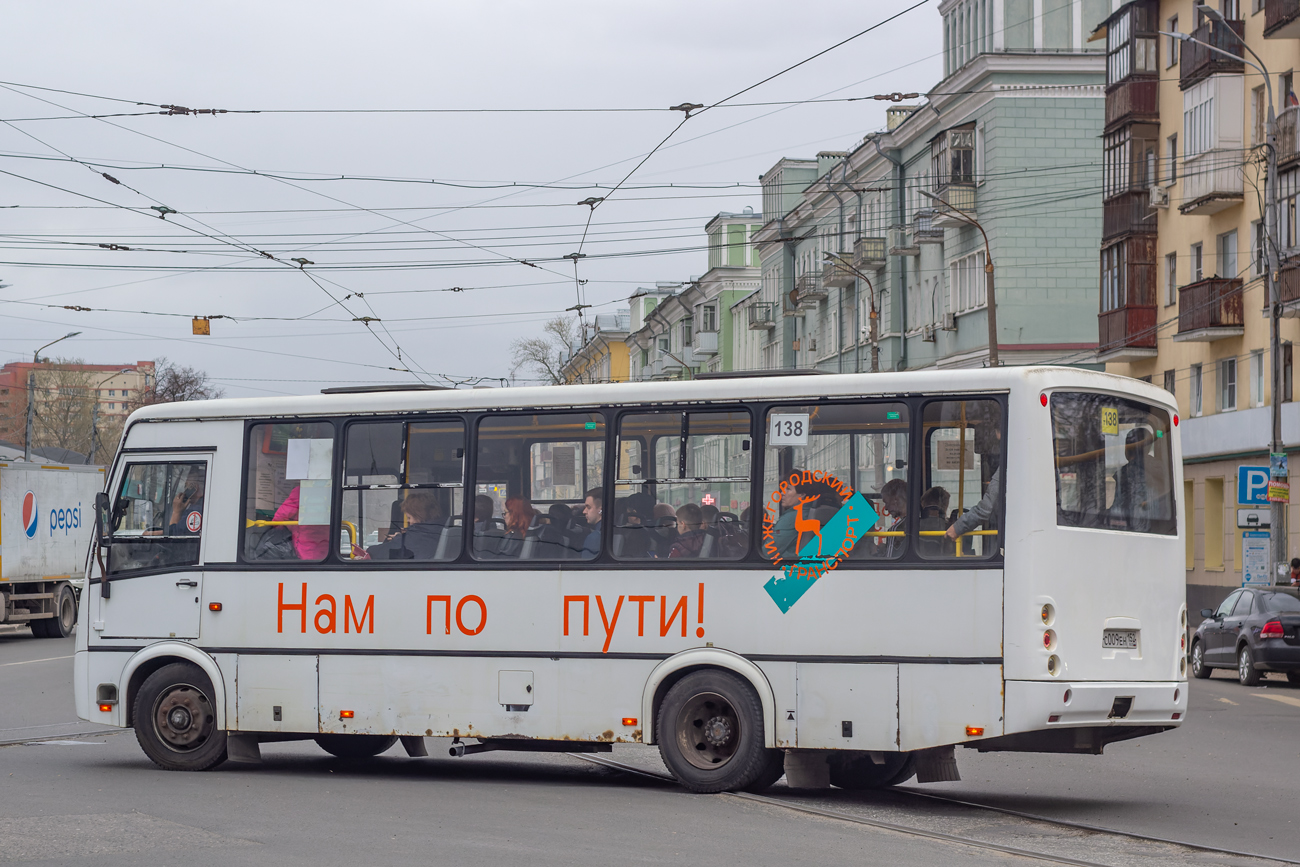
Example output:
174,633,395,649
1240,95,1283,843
937,439,974,470
297,479,331,525
286,438,333,480
768,414,810,446
1101,407,1119,436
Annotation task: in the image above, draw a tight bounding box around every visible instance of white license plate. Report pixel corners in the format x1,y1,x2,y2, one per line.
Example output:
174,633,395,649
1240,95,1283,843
1102,629,1138,649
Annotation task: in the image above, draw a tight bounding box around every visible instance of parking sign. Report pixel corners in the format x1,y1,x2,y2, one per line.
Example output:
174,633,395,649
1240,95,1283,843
1238,466,1270,505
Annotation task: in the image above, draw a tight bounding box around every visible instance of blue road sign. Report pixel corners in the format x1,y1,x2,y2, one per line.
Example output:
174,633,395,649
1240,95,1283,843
1238,466,1270,506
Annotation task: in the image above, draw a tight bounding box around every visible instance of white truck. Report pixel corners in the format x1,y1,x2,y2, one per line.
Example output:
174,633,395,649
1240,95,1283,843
0,461,104,638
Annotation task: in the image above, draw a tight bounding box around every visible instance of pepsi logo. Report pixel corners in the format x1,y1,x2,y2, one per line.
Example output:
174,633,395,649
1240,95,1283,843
22,491,37,538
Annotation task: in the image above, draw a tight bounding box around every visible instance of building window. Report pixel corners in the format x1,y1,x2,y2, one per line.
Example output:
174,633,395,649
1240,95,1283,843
950,250,987,313
1252,0,1264,13
1191,364,1203,416
1104,125,1159,199
1166,16,1179,67
1106,7,1156,86
108,390,115,397
1217,230,1238,279
1253,220,1266,276
122,389,129,397
1286,344,1294,403
1252,86,1266,147
681,317,693,347
1101,243,1125,312
1220,357,1237,411
701,305,717,332
1183,84,1216,159
1251,350,1265,407
1282,72,1295,110
1191,243,1203,282
1166,134,1178,184
931,126,975,189
1165,252,1178,306
1163,368,1176,395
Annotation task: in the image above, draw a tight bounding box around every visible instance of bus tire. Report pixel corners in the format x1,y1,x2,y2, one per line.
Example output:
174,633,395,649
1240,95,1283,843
42,585,77,639
1190,641,1211,679
314,734,399,759
741,748,787,792
656,669,773,794
133,662,228,772
829,752,917,789
1238,646,1261,686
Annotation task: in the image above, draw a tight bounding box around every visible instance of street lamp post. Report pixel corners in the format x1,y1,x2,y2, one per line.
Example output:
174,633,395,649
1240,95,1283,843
1166,8,1285,580
919,189,998,367
88,368,133,465
24,331,81,463
823,251,880,372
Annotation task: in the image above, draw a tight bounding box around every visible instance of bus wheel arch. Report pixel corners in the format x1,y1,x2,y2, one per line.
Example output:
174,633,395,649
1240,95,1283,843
642,649,777,748
122,644,227,730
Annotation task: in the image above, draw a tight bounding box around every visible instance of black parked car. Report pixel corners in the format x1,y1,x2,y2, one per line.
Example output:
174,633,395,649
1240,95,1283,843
1191,587,1300,685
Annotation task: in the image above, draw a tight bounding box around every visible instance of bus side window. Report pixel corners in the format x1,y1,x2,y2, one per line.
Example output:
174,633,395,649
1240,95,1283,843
108,461,206,574
341,419,465,562
918,399,1002,560
473,412,606,561
243,421,336,563
761,402,909,562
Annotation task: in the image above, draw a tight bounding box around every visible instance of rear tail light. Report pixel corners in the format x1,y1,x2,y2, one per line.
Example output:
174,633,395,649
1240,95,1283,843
1261,620,1284,638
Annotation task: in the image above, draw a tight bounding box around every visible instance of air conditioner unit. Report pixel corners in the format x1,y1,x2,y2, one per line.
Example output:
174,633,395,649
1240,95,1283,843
1149,186,1170,209
922,324,937,342
809,338,817,352
942,312,957,331
791,339,801,351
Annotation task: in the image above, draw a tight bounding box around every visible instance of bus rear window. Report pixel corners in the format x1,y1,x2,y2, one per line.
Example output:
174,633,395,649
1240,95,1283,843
1051,392,1175,535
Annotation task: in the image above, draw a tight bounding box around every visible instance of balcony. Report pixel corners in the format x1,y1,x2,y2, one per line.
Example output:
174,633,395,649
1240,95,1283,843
1098,306,1158,362
693,329,719,355
1103,191,1157,241
852,236,886,271
1174,277,1244,341
1179,19,1244,91
930,183,976,228
1105,78,1158,132
1281,259,1300,317
796,273,827,305
1278,106,1300,170
912,210,945,244
1265,0,1300,38
1178,151,1243,215
888,225,919,257
822,259,856,288
747,302,776,330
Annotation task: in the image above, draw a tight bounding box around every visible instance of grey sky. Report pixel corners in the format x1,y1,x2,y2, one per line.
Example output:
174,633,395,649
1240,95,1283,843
0,1,942,397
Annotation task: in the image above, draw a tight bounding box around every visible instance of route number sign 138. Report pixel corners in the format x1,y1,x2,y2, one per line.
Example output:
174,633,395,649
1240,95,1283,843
768,414,810,446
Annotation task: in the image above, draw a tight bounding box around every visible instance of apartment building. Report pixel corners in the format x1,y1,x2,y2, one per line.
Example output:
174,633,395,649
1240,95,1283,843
560,312,631,384
1097,0,1300,606
0,360,155,445
746,0,1111,376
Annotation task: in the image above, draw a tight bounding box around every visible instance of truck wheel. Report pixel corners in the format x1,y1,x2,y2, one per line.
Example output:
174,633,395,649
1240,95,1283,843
133,662,228,771
40,585,77,639
830,752,917,789
656,669,777,794
314,734,398,758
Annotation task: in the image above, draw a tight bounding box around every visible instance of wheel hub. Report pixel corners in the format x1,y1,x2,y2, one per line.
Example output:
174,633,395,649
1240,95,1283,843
703,716,733,746
153,685,213,751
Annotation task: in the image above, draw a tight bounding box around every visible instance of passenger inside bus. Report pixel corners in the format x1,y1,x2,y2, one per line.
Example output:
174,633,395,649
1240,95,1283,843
581,488,603,558
497,496,541,558
274,486,331,561
919,486,953,556
873,478,908,558
364,491,445,560
668,503,708,558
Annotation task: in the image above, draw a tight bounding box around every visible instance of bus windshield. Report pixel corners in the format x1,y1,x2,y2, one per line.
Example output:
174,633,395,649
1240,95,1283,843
1051,392,1175,535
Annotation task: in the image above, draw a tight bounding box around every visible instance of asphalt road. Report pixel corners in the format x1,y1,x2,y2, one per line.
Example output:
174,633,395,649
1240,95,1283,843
2,628,1297,866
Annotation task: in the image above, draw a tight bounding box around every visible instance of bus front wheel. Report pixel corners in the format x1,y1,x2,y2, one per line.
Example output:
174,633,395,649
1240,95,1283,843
829,751,916,789
657,669,779,794
314,734,399,759
134,662,228,771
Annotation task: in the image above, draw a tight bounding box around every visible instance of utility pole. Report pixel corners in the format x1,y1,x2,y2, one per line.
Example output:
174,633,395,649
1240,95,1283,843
919,189,997,367
1171,8,1285,580
24,332,80,463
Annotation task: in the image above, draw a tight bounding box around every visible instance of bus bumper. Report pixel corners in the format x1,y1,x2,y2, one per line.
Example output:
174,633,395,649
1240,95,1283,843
1005,679,1187,733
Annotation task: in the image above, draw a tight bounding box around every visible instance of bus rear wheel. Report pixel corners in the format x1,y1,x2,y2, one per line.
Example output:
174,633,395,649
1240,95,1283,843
314,734,399,759
829,751,916,789
657,669,778,794
134,662,227,771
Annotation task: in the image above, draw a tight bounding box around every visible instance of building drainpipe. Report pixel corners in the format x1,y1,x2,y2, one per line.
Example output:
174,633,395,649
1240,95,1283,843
869,134,906,371
828,159,854,375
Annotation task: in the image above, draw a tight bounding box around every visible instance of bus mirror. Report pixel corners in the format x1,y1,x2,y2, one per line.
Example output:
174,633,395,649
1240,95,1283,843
94,492,112,547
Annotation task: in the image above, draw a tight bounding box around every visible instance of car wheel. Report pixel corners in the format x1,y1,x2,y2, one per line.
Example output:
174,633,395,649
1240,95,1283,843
829,752,917,789
313,734,398,759
1190,641,1211,679
656,669,777,794
133,662,228,771
1287,671,1300,686
1238,645,1262,686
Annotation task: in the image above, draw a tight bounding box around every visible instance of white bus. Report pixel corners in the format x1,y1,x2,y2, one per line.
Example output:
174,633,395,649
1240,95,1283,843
74,367,1186,793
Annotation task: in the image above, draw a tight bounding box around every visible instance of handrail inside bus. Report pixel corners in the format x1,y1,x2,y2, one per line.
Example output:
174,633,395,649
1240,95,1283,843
246,518,360,558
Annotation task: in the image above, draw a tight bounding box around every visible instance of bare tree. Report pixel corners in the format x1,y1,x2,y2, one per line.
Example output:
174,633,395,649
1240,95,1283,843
510,316,582,385
134,358,224,406
31,361,94,456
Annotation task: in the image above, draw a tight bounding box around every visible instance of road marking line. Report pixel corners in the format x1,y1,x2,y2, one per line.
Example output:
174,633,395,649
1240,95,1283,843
1215,697,1239,705
0,655,71,667
1254,693,1300,709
